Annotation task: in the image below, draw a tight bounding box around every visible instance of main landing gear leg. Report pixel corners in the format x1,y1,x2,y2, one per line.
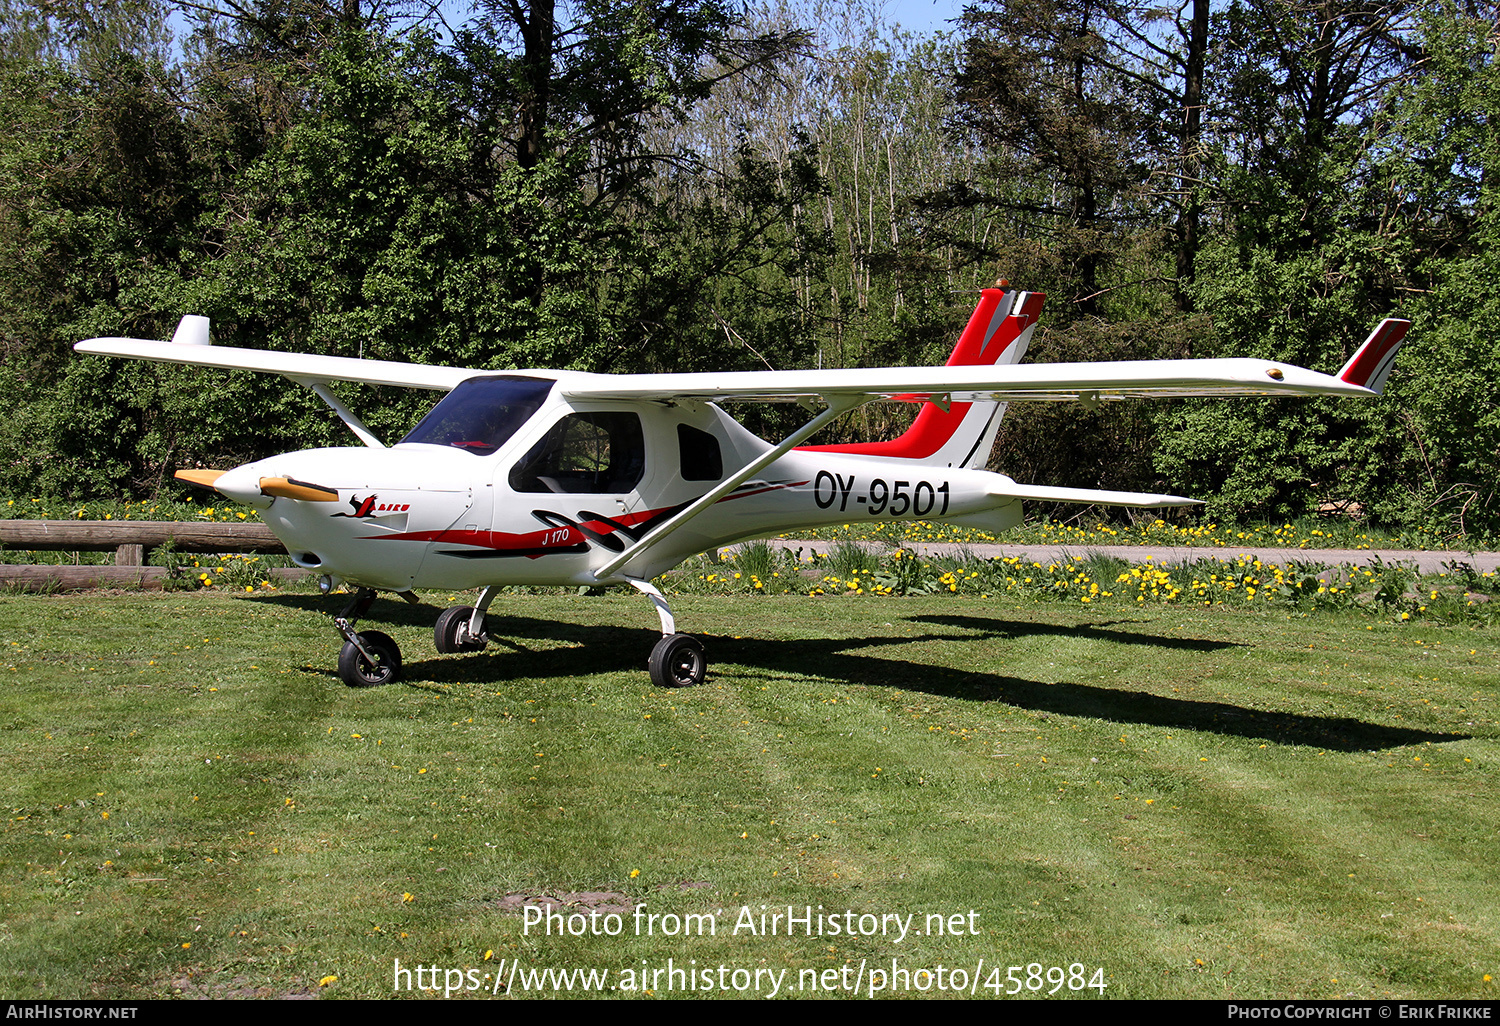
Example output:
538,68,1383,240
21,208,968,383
332,588,402,688
629,579,705,688
434,586,497,654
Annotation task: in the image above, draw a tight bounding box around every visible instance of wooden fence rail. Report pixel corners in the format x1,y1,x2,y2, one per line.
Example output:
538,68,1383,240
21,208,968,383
0,520,292,591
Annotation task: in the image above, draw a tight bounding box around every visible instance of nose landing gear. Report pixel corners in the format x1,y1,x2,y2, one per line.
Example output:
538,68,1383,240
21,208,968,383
332,588,402,688
337,629,402,687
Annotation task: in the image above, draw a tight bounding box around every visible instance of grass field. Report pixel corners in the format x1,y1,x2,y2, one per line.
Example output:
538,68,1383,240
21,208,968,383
1,589,1496,1000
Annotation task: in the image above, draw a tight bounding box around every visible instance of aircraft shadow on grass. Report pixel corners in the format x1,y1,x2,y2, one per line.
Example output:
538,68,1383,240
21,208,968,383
257,595,1460,753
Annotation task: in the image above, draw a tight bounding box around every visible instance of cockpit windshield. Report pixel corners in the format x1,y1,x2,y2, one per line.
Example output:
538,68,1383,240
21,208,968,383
399,376,554,456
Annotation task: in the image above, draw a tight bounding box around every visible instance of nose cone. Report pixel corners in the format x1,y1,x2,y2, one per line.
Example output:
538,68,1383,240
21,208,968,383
188,461,342,507
211,463,275,509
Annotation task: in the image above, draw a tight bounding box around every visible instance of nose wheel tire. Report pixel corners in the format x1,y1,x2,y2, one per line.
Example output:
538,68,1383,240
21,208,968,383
338,630,402,687
435,606,487,653
648,633,705,688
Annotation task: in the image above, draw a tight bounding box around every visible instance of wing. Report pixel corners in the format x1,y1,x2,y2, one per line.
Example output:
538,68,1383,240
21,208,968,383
75,317,477,447
562,323,1410,404
77,314,1408,403
73,335,472,391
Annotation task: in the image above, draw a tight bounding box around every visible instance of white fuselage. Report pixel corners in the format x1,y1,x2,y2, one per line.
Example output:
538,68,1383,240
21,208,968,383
227,382,1022,592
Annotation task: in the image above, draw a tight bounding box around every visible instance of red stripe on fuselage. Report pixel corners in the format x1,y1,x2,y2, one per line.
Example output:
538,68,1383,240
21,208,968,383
359,481,808,557
718,480,807,502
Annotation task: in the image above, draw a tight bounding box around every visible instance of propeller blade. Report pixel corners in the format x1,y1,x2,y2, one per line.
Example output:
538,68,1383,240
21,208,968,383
175,469,227,489
259,477,340,502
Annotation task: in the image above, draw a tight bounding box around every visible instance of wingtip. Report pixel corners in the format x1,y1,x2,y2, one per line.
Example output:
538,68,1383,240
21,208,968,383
170,314,212,346
1337,318,1410,394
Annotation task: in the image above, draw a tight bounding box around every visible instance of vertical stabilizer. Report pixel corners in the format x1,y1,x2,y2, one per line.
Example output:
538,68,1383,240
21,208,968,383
800,286,1045,468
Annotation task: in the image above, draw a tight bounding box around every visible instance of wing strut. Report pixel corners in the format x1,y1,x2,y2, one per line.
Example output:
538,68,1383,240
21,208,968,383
292,378,387,448
592,394,864,581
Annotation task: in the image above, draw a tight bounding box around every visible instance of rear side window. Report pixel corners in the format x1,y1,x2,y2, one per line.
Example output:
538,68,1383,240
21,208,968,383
678,424,722,481
510,413,646,493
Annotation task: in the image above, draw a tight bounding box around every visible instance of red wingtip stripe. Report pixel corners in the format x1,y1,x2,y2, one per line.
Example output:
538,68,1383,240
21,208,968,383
1340,319,1409,389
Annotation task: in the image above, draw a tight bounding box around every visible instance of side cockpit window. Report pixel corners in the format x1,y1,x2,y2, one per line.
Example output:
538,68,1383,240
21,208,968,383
678,424,722,481
399,376,554,456
510,412,645,494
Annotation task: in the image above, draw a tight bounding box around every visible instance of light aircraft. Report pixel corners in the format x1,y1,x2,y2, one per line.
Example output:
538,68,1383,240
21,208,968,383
75,283,1408,689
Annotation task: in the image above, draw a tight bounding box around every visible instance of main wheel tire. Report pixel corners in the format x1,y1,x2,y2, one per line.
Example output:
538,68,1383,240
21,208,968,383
434,606,486,653
338,630,402,687
648,633,705,688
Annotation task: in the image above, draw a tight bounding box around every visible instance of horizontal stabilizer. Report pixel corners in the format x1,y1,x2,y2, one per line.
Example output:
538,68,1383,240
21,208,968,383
997,483,1202,508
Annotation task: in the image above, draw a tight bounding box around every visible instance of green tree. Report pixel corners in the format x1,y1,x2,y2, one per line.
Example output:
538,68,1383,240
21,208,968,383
942,0,1206,494
0,0,212,495
1153,0,1428,525
0,0,819,496
1364,2,1500,533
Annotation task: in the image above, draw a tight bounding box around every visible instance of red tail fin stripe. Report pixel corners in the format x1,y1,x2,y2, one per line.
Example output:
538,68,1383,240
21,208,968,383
800,288,1043,461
